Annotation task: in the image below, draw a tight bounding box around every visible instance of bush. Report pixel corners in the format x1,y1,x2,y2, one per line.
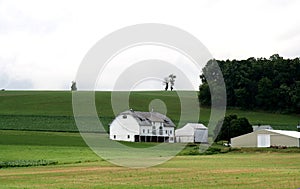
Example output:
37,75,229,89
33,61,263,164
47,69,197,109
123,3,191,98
0,160,58,168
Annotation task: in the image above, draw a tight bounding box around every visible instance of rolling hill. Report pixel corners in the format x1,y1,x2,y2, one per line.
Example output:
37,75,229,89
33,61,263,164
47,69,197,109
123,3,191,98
0,90,299,132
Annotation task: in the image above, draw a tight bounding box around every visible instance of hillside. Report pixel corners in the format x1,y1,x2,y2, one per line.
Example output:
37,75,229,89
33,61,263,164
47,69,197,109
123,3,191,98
0,90,299,132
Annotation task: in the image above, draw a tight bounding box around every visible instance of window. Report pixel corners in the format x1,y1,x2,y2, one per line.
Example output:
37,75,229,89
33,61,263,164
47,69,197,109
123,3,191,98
127,135,130,139
138,117,144,121
113,135,116,139
164,119,170,124
159,126,163,135
143,129,145,133
147,129,150,133
170,130,172,134
165,130,168,134
152,126,156,135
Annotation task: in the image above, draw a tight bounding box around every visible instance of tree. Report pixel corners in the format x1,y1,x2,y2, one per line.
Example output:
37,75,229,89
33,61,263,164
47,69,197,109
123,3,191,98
291,81,300,113
199,59,226,108
163,74,176,91
198,82,211,106
169,74,176,91
163,77,169,91
199,55,300,113
71,81,77,91
214,115,252,143
255,77,273,109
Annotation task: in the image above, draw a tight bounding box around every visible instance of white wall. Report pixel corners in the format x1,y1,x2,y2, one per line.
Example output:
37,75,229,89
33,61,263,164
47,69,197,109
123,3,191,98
140,124,174,137
231,130,300,147
194,129,208,143
110,116,175,143
140,125,152,136
109,114,139,142
175,124,208,143
175,136,194,143
165,126,175,143
175,125,194,143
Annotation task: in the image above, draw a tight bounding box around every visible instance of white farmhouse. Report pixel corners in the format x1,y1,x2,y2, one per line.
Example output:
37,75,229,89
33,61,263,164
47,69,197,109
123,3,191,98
109,110,175,143
175,123,208,143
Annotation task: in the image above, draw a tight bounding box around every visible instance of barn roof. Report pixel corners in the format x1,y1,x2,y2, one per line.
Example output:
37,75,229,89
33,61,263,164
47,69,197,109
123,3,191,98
253,125,273,131
175,123,207,136
267,129,300,138
120,110,175,127
232,129,300,140
184,123,207,130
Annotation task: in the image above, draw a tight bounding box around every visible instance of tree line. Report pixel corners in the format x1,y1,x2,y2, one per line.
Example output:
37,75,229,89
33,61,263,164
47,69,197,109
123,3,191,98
199,54,300,113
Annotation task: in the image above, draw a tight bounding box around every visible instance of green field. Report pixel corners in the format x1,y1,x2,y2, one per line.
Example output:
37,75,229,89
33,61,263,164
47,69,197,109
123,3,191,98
0,152,299,188
0,90,299,131
0,130,299,188
0,91,300,188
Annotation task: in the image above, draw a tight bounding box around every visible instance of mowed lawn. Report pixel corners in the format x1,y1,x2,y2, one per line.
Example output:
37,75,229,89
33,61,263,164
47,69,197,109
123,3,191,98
0,153,299,188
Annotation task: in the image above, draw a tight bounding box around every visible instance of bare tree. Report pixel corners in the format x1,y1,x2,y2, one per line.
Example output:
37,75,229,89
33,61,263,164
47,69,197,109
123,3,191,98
71,81,77,91
163,77,169,91
169,74,176,91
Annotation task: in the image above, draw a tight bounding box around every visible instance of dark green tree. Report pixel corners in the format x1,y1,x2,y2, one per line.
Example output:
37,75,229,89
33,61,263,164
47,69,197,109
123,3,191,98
71,81,77,91
198,82,211,106
199,54,300,113
255,77,273,109
214,115,252,143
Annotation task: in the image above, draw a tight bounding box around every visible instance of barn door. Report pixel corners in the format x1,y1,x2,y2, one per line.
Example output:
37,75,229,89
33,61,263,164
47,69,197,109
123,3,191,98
257,134,270,147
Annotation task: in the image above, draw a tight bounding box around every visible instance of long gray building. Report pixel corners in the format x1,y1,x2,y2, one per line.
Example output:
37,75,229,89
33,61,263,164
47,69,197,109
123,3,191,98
231,129,300,147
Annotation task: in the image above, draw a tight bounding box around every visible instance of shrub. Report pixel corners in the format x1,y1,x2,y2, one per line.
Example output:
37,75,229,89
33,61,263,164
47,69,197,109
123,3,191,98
0,160,58,168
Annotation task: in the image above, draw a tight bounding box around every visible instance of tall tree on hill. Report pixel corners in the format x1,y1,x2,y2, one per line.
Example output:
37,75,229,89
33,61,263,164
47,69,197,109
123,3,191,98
169,74,176,91
163,77,169,91
71,81,77,91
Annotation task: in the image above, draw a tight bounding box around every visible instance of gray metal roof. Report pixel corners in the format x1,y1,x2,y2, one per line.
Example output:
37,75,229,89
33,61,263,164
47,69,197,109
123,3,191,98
184,123,207,130
253,125,273,131
120,110,175,127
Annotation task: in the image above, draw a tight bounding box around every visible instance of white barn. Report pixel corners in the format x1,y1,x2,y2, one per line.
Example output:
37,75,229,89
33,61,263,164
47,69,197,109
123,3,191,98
109,110,175,143
175,123,208,143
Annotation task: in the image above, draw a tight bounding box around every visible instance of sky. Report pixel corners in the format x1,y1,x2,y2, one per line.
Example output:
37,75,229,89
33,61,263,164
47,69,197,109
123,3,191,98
0,0,300,90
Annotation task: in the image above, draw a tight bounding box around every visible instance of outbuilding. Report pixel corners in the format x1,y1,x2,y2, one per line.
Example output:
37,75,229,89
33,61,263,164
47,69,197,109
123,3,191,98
231,129,300,147
175,123,208,143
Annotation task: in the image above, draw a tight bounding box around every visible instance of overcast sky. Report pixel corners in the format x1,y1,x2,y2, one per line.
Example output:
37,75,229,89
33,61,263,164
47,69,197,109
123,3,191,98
0,0,300,90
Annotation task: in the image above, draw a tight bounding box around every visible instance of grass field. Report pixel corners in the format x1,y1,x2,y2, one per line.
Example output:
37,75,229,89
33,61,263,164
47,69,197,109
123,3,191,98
0,129,300,188
0,153,299,188
0,90,300,188
0,90,299,131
